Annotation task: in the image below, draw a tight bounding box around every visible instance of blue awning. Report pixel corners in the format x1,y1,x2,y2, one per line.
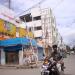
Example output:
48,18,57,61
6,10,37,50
31,39,37,46
4,45,22,52
0,37,30,47
0,38,38,51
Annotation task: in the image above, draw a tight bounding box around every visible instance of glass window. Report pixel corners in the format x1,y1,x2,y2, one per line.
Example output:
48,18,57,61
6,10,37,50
34,26,42,30
33,16,41,21
20,13,32,22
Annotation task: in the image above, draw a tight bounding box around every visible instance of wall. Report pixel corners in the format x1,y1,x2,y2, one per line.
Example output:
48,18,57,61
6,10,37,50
31,7,41,17
0,5,19,26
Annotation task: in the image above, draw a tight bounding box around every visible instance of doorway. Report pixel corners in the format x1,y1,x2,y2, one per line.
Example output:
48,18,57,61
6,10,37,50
5,51,19,64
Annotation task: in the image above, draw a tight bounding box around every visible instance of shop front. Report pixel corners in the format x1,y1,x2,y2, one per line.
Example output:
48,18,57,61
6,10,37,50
0,37,30,65
4,45,21,64
5,51,19,64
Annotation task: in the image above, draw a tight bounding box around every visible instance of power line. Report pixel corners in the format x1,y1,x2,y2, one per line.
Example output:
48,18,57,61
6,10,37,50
57,19,75,27
14,0,46,18
13,0,64,18
52,0,64,10
14,0,64,18
56,16,75,19
14,0,75,27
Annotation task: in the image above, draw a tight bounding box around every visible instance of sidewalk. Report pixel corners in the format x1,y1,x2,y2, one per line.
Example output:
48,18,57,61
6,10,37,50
0,61,43,69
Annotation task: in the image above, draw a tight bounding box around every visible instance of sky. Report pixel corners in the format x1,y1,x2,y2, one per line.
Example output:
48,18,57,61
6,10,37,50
0,0,75,46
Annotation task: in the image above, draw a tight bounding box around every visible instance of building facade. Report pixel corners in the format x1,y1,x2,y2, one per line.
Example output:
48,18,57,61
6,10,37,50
0,5,38,65
20,7,58,57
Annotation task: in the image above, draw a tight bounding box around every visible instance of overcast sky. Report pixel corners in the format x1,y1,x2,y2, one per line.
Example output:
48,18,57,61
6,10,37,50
0,0,75,46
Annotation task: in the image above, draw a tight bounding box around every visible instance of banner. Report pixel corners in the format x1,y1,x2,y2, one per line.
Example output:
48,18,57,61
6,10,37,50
8,23,16,37
28,31,34,38
4,22,16,37
0,19,16,38
0,19,5,32
19,28,27,37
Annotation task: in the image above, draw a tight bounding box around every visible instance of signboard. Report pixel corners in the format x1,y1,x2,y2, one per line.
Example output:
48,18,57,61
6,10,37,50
19,28,27,37
0,5,20,26
0,19,5,32
0,19,16,38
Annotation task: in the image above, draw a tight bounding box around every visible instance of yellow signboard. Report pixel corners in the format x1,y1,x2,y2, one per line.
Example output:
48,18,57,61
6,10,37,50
28,31,34,38
19,28,27,37
0,19,5,32
0,19,16,38
6,23,16,37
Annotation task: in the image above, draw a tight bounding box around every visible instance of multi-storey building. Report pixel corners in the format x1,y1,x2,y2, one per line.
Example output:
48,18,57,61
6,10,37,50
20,7,58,58
0,5,37,65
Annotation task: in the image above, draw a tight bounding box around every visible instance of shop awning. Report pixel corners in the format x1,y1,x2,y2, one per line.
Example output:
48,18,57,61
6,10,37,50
31,39,37,46
4,45,22,52
0,37,30,47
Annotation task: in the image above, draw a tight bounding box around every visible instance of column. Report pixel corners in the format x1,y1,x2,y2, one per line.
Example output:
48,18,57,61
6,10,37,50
19,50,23,65
1,49,5,65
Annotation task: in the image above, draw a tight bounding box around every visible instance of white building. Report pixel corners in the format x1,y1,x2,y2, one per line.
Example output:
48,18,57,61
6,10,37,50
20,7,58,47
57,32,66,50
20,7,59,58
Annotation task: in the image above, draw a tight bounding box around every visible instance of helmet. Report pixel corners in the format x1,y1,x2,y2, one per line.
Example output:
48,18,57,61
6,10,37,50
52,45,57,48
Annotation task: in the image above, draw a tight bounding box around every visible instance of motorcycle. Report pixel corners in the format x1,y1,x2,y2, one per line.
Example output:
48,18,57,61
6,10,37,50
41,57,64,75
41,63,49,75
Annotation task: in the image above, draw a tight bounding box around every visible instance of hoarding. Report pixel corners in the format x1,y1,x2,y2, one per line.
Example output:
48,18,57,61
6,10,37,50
0,19,16,38
19,28,27,37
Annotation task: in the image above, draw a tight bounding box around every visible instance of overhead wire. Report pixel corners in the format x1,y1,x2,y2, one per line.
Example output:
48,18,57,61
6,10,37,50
52,0,64,10
13,0,75,27
14,0,46,18
14,0,64,18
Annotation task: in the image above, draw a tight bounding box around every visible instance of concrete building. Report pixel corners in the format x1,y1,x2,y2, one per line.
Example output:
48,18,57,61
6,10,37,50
20,7,58,57
0,5,19,65
0,5,38,65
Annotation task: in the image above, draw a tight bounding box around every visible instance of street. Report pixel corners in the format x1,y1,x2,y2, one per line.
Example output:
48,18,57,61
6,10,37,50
64,54,75,75
0,54,75,75
0,68,40,75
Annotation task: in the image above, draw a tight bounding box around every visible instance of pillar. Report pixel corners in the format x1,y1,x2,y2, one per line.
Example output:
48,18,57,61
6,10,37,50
1,49,5,65
19,50,23,65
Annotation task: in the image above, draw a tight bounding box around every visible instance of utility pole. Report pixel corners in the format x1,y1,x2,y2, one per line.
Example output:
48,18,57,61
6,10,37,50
8,0,11,9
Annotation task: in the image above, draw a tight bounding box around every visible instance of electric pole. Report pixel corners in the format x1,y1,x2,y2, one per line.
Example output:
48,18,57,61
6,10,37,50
8,0,11,9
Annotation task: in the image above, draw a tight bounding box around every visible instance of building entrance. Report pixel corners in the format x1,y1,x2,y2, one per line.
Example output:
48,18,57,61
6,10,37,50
5,51,19,64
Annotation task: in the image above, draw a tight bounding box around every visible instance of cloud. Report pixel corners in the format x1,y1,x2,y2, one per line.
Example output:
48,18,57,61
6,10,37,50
57,23,75,46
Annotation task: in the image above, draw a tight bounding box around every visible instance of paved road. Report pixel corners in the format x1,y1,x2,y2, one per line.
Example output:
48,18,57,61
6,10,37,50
0,68,40,75
0,54,75,75
64,54,75,75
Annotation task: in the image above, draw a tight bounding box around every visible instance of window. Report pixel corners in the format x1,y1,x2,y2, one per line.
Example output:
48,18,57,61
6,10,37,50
33,16,41,21
29,27,32,31
20,13,32,22
34,26,42,30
